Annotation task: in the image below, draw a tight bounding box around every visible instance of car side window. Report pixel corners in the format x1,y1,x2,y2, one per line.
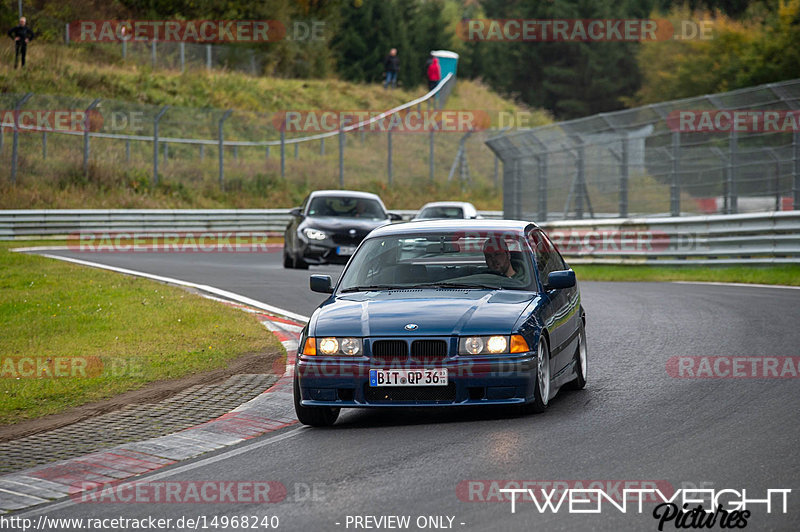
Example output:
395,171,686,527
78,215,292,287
528,230,566,283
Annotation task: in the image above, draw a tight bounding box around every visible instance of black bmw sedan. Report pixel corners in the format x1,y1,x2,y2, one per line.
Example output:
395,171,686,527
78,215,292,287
283,190,401,268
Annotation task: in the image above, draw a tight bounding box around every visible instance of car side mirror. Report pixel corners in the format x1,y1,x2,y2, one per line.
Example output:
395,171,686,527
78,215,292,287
546,270,576,290
310,274,333,294
289,207,303,217
388,212,403,222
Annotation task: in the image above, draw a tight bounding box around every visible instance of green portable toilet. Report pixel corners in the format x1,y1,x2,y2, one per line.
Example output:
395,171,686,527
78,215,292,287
431,50,459,80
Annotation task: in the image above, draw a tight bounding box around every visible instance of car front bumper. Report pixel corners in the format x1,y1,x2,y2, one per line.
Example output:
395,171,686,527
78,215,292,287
295,353,538,407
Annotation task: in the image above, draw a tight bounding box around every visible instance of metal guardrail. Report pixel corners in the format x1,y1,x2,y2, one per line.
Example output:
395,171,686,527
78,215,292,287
2,210,797,265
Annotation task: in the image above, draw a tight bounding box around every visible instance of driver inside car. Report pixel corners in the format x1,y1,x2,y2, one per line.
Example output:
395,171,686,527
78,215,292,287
483,238,518,278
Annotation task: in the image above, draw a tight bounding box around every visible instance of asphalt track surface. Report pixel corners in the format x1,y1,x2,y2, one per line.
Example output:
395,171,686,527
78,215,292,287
16,249,800,531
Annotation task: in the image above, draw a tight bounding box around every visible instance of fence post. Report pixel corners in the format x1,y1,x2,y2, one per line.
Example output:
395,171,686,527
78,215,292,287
10,93,31,183
794,131,800,211
200,144,204,160
163,142,168,164
728,130,738,214
125,139,130,163
339,124,346,188
218,109,233,190
179,42,185,73
266,146,270,159
670,130,681,216
42,131,47,159
387,126,393,185
428,100,434,182
280,130,285,178
294,143,298,160
83,98,101,178
65,23,69,44
122,39,127,59
206,44,212,70
513,158,522,220
152,105,169,187
0,126,4,152
151,40,157,69
320,138,324,155
619,133,629,218
233,145,238,160
537,154,548,222
575,142,585,220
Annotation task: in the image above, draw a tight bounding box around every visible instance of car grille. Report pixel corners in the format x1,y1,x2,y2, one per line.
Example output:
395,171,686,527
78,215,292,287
332,233,366,245
364,382,457,403
371,340,408,360
411,340,448,357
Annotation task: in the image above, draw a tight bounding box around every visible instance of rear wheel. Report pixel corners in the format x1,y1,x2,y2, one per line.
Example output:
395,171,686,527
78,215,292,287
566,320,587,390
521,336,550,414
293,376,339,427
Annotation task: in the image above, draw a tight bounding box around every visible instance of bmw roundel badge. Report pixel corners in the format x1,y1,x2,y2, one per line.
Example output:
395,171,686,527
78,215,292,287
404,323,418,331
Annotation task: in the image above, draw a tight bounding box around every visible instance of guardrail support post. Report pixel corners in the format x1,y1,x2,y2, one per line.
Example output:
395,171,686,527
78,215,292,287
152,105,169,187
122,39,127,59
218,109,233,190
428,100,434,182
294,143,298,160
206,44,212,70
200,145,204,160
320,138,324,155
42,132,47,159
179,42,185,73
10,92,32,183
387,126,393,185
670,130,681,217
83,98,101,179
151,40,157,69
728,130,738,214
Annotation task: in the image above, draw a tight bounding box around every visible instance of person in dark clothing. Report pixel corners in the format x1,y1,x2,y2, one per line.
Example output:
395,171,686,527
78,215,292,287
383,48,399,89
425,54,441,91
8,17,34,69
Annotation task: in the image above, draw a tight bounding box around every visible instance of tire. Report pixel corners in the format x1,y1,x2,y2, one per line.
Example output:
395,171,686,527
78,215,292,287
521,335,550,414
293,376,339,427
283,247,293,268
566,320,587,390
294,254,309,270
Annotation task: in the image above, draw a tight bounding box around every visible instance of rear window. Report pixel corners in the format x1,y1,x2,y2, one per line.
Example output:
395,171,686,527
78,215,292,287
418,206,464,219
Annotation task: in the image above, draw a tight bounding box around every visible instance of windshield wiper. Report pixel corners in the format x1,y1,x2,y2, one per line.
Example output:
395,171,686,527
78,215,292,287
413,282,503,290
340,284,404,292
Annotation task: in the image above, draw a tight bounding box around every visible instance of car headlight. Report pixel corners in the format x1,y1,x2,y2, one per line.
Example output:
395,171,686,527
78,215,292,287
459,335,527,355
303,228,327,240
310,337,362,356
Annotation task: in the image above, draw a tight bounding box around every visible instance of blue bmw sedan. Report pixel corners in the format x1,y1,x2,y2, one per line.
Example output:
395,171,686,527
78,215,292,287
293,220,587,426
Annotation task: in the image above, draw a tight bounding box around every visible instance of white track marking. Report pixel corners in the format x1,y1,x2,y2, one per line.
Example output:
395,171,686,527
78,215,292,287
673,281,800,290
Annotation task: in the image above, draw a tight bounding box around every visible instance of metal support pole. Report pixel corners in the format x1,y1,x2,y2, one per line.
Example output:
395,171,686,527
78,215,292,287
575,143,585,220
538,154,548,222
428,100,434,182
42,131,46,159
513,159,522,220
163,142,168,164
125,139,130,163
339,126,345,188
83,98,101,178
387,127,393,185
294,143,298,159
320,138,324,155
728,130,738,214
65,23,69,44
794,131,800,211
151,40,157,69
619,134,629,218
233,146,238,160
218,109,233,190
152,105,169,187
670,130,681,217
206,44,212,70
0,126,4,152
179,42,185,73
280,130,285,178
266,146,270,159
122,39,126,59
18,0,22,18
200,144,204,160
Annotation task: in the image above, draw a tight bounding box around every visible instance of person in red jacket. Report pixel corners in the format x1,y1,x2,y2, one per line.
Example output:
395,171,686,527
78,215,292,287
425,54,441,91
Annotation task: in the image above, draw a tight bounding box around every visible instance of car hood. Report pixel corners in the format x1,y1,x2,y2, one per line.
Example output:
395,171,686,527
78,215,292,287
312,290,536,337
303,216,389,232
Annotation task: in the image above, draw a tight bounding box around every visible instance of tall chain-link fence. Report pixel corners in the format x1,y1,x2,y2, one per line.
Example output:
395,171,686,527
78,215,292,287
486,79,800,220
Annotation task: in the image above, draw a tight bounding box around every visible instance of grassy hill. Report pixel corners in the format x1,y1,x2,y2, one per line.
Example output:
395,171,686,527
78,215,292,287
0,43,550,210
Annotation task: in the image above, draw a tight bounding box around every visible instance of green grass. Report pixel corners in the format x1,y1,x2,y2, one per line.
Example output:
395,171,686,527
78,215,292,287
572,264,800,286
0,241,281,424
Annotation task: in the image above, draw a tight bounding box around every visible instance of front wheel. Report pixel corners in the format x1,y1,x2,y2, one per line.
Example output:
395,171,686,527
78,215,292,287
293,376,339,427
521,336,550,414
566,320,587,390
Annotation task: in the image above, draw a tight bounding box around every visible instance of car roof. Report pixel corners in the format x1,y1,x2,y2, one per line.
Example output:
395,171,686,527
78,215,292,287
369,219,538,237
308,190,384,201
419,201,475,209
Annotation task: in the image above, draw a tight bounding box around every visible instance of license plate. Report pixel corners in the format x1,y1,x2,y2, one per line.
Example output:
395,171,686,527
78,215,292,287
369,369,448,386
337,246,356,256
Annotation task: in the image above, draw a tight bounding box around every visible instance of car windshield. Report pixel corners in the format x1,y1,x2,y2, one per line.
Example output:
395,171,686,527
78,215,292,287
307,196,386,219
417,206,464,219
338,231,536,292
